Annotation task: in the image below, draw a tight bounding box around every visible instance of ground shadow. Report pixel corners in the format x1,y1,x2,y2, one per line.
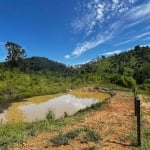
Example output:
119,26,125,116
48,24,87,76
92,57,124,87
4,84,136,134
108,140,137,147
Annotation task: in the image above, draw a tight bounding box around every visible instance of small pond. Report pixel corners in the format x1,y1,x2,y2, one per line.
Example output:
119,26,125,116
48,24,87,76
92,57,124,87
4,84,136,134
0,94,99,123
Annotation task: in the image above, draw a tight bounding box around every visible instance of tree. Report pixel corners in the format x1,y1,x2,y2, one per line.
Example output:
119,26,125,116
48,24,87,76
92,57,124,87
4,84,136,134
5,42,26,68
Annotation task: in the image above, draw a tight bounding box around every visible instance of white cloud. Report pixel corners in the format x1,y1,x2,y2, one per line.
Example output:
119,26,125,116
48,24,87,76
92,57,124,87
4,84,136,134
112,0,119,4
103,50,121,56
67,32,113,58
125,19,144,28
68,0,150,59
65,55,70,59
117,39,134,46
129,0,136,3
135,32,150,39
128,1,150,20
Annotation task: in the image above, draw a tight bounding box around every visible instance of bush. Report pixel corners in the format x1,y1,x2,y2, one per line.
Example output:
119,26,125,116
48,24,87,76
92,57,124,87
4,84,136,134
46,110,55,120
109,75,136,88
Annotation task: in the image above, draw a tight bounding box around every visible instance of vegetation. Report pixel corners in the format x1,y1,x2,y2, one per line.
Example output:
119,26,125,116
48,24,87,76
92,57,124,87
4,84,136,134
0,44,149,106
75,45,149,91
0,99,106,149
0,43,150,148
50,127,101,147
0,117,72,149
5,42,26,68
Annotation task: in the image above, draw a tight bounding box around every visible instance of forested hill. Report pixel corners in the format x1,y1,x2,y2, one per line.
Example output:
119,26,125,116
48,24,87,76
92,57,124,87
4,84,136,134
17,57,69,74
75,45,150,86
0,56,70,75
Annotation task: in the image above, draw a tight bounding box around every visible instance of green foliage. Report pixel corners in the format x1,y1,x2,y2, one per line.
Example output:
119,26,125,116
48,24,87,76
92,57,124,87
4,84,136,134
0,70,71,105
50,135,69,146
119,76,136,88
46,110,55,120
74,45,149,92
0,45,149,106
76,101,107,115
82,128,101,143
0,117,71,149
50,129,80,146
50,128,101,147
63,112,69,118
5,42,26,68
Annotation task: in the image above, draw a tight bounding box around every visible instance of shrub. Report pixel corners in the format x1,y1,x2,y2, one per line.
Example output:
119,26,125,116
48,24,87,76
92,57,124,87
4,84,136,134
46,110,55,120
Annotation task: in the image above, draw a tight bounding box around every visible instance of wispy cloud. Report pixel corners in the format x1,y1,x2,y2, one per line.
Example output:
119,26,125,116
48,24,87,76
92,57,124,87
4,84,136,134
117,31,150,46
128,1,150,20
135,32,150,39
117,39,134,46
65,30,114,59
66,0,150,59
103,50,121,56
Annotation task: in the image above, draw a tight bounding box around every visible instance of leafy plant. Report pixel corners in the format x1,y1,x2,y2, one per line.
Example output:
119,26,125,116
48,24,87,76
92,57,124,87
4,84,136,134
50,129,80,146
50,135,69,146
46,110,55,120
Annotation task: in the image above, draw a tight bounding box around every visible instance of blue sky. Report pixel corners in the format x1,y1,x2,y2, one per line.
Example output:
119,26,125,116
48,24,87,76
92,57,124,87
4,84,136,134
0,0,150,65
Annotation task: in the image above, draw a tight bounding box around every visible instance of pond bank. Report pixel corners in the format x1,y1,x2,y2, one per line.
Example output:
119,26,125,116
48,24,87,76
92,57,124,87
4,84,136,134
0,87,111,123
8,91,138,150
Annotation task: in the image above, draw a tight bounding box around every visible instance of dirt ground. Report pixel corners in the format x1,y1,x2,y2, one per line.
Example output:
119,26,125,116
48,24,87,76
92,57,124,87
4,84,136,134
10,91,137,150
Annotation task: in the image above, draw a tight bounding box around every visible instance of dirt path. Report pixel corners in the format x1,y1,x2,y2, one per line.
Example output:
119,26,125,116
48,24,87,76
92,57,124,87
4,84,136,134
10,91,135,150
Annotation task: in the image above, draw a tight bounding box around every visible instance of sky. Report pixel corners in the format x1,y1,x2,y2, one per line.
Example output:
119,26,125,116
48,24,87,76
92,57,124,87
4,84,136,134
0,0,150,65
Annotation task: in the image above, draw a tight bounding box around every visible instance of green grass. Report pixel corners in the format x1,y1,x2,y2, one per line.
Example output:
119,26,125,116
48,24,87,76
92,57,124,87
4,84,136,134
75,100,108,116
0,99,106,149
50,127,101,147
0,118,72,149
128,126,150,150
50,129,80,146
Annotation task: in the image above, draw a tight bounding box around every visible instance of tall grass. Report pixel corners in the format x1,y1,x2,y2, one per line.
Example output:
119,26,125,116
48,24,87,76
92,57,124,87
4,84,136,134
0,118,71,149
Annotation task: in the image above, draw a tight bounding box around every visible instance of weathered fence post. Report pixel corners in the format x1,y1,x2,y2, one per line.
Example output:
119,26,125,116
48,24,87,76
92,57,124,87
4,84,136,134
134,96,137,116
136,98,141,146
133,87,137,116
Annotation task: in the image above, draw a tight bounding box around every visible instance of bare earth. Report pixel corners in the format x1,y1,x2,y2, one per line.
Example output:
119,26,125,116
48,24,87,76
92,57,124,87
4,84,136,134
10,91,135,150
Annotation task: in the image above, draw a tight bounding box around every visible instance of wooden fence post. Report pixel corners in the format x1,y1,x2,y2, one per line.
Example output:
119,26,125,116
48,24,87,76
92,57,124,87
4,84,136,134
133,87,137,116
136,98,141,146
134,96,137,116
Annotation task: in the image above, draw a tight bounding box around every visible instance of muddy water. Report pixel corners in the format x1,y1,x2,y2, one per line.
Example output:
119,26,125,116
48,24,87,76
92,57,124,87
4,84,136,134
0,94,98,123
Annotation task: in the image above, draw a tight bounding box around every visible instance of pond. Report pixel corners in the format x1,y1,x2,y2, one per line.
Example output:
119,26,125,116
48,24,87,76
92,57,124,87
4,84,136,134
0,94,100,123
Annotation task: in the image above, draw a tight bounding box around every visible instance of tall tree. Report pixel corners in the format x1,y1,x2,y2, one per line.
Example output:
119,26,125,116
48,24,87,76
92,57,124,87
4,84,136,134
5,42,26,68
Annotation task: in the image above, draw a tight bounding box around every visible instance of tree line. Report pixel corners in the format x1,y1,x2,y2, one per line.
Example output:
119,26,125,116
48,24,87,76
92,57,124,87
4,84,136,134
0,42,149,105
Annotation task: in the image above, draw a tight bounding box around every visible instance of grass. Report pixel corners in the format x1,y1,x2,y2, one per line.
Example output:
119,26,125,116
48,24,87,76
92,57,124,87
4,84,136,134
0,117,72,149
50,129,80,146
71,90,111,101
46,110,55,120
0,97,107,149
130,131,150,150
75,100,108,116
129,104,150,150
50,127,101,147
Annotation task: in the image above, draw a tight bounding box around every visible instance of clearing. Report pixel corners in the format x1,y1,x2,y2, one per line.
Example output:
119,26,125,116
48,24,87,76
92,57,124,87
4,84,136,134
10,91,149,150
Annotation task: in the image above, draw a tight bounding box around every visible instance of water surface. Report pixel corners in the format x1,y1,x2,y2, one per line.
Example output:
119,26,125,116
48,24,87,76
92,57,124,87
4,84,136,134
0,94,98,123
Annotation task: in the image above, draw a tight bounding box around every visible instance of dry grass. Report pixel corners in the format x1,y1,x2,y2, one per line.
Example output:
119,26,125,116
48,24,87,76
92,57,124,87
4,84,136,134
71,90,110,101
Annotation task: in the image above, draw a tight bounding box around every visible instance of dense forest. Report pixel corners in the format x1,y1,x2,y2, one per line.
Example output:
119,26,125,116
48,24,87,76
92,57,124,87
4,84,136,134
0,43,149,105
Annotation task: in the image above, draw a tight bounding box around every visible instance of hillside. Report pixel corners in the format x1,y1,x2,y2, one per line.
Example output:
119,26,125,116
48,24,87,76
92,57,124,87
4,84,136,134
1,56,70,75
75,45,150,90
0,45,149,106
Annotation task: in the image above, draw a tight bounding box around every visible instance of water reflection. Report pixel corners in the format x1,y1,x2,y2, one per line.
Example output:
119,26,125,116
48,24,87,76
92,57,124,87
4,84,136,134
0,94,98,123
